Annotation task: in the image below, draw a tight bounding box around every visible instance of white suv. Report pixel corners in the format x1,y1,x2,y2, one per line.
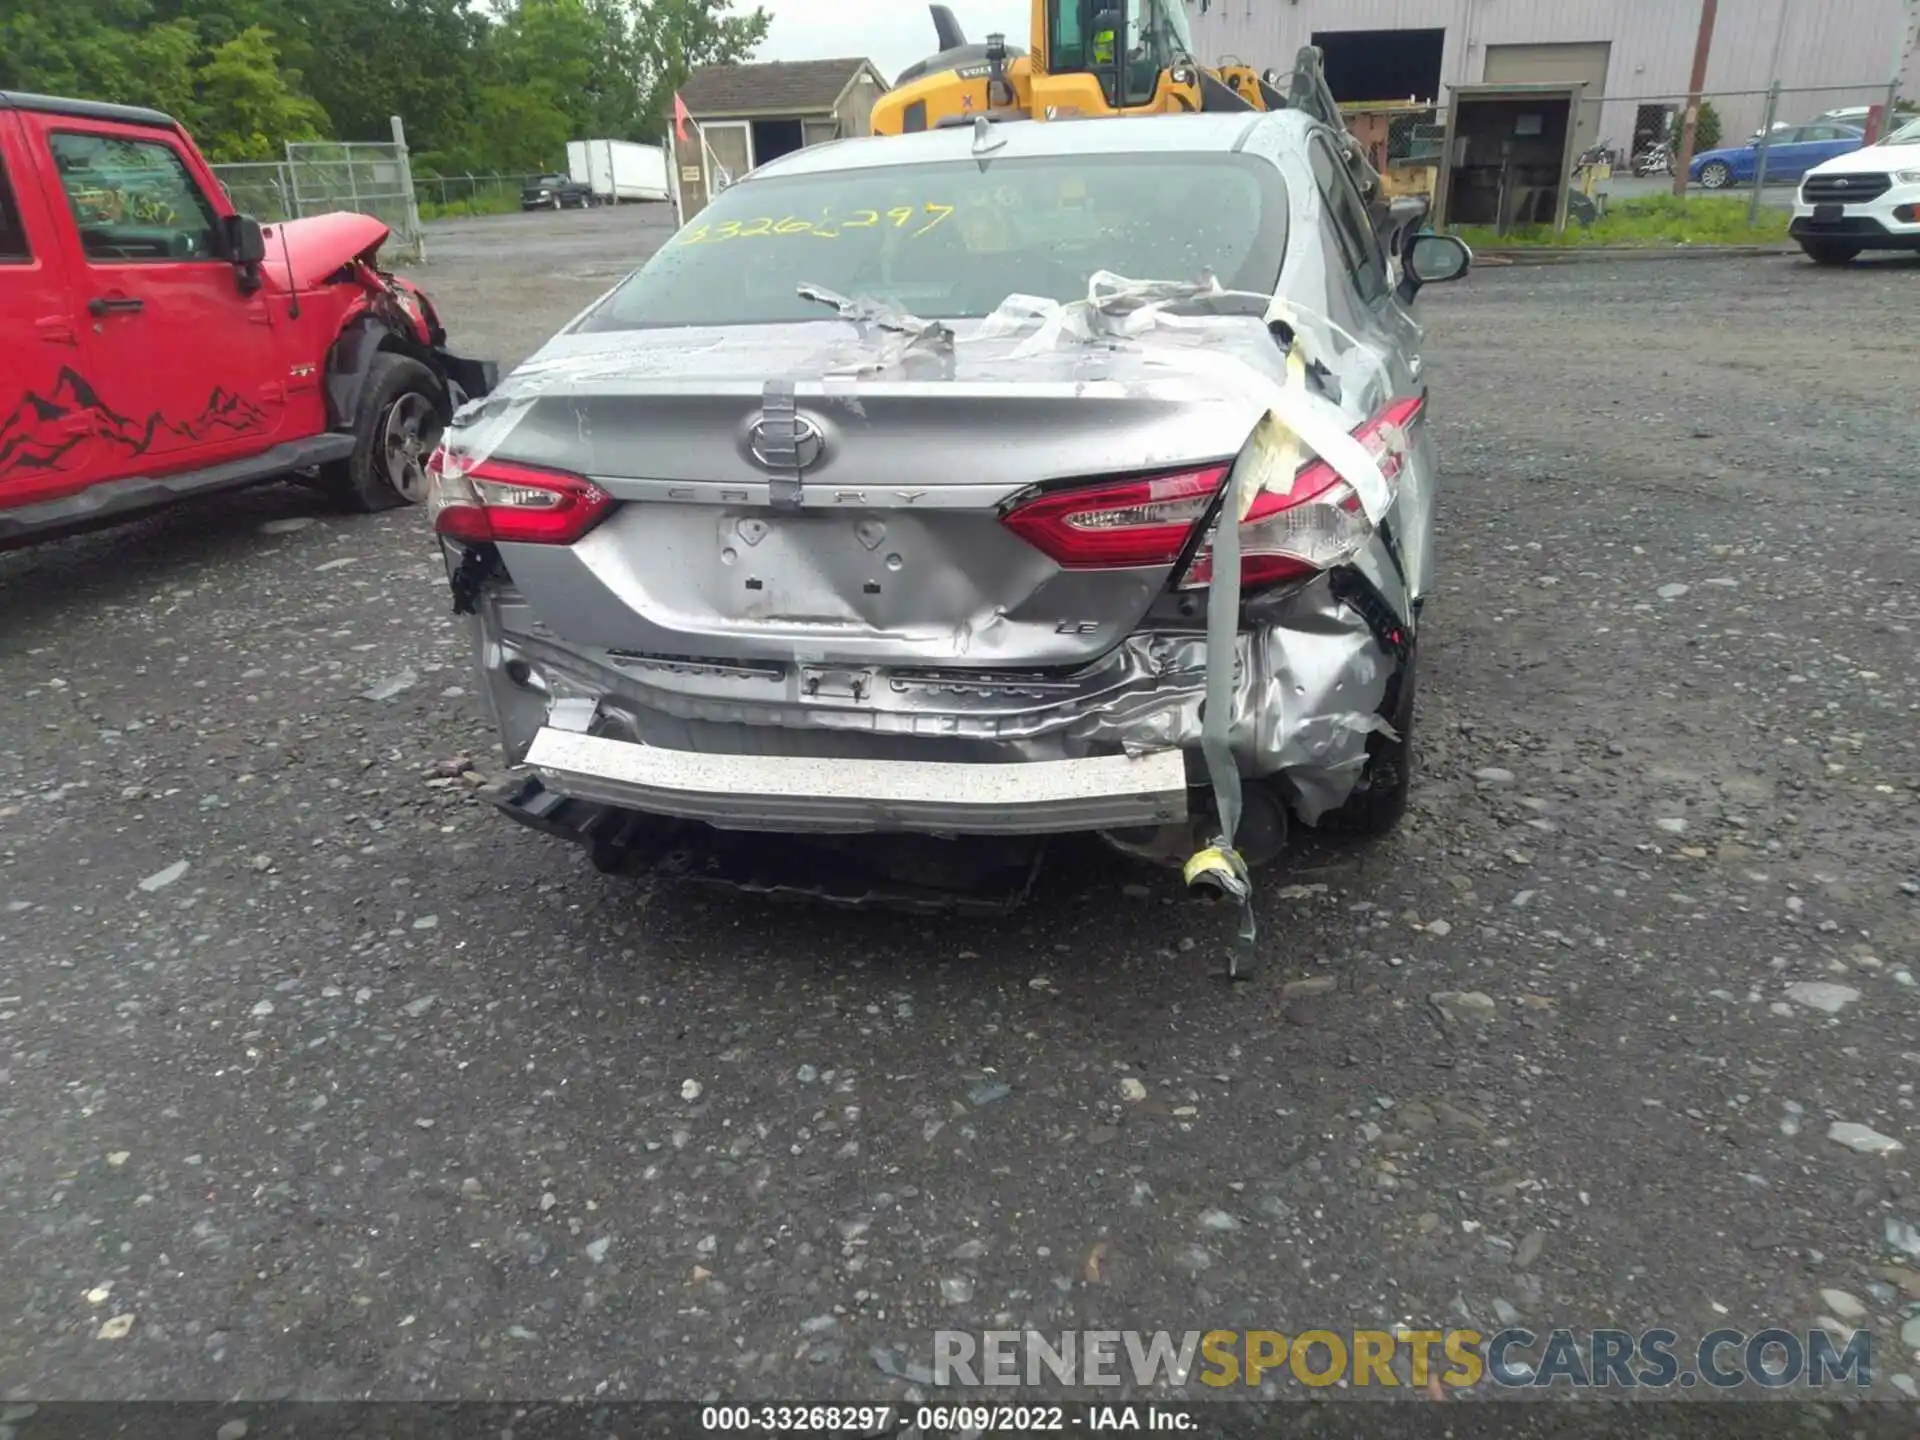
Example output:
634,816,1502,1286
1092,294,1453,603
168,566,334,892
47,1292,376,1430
1791,114,1920,264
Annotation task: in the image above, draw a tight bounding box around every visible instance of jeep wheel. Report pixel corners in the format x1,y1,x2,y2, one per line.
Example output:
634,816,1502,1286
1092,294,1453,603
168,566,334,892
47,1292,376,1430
319,353,447,513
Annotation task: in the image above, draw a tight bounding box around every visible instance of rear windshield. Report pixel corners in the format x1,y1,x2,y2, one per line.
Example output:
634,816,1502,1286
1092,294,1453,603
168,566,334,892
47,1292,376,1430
575,150,1287,331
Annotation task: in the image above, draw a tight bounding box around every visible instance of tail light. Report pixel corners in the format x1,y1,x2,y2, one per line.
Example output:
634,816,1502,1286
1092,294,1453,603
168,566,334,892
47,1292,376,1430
1000,397,1423,590
999,463,1231,569
1180,396,1421,589
427,450,614,545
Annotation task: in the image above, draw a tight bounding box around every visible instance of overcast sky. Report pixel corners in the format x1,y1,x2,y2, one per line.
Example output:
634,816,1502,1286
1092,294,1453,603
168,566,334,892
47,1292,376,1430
756,0,1031,83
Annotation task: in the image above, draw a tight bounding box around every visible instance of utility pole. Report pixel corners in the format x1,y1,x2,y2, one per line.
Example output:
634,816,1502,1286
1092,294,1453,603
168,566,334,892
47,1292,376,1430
1673,0,1719,197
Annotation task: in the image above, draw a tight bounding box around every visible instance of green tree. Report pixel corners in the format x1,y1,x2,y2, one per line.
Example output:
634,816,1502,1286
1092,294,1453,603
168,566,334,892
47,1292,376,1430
189,24,330,159
0,0,331,159
0,0,769,170
1694,99,1722,152
301,0,490,154
0,0,200,118
631,0,769,141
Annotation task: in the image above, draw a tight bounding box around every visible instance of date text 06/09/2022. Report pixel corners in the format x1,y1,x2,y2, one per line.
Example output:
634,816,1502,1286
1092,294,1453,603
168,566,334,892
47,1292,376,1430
697,1404,1195,1433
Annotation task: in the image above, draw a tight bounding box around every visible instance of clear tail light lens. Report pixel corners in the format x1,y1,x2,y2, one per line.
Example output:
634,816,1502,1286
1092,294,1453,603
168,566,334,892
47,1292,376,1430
427,450,614,545
1177,396,1423,590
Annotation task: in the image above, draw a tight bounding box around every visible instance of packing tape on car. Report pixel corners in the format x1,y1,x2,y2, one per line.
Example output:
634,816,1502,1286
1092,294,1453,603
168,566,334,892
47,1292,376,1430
1193,403,1261,980
970,275,1396,528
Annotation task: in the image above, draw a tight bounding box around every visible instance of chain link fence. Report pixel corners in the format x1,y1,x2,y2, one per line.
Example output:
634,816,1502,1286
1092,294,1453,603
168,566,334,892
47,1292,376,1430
412,174,549,219
209,157,584,247
284,141,422,259
207,160,297,224
1338,79,1909,220
210,137,424,262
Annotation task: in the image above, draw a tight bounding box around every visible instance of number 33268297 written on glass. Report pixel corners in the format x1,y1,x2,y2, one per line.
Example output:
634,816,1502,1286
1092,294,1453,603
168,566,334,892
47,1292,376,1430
675,204,955,244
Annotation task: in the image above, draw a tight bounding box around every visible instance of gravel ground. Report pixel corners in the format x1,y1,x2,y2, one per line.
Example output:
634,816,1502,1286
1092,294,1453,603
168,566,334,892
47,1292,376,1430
2,205,1918,1404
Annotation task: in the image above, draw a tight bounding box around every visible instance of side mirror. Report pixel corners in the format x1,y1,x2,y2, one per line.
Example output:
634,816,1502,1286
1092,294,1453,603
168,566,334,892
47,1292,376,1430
1403,231,1472,293
226,213,267,265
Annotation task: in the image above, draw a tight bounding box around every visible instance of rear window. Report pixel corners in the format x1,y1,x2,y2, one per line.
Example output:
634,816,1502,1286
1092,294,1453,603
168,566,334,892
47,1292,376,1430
577,150,1287,331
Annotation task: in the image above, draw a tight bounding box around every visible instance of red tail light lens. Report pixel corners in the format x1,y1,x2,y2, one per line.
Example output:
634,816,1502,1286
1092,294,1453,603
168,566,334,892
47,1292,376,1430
999,397,1424,591
1000,464,1231,569
427,451,614,545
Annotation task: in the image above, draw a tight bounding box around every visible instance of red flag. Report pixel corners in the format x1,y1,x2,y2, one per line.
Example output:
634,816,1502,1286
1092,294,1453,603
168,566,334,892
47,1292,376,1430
673,92,693,144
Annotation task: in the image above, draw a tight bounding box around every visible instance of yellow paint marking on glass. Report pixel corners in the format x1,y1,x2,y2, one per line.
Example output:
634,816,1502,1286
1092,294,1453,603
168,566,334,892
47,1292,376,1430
671,203,957,245
914,203,955,235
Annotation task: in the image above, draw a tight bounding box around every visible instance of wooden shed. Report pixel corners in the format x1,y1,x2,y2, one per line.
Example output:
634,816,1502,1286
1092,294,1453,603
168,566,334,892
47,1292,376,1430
672,56,889,221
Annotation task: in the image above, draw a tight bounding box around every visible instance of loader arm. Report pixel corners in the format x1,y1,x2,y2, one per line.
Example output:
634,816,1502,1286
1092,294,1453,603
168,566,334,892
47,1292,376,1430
1282,44,1384,204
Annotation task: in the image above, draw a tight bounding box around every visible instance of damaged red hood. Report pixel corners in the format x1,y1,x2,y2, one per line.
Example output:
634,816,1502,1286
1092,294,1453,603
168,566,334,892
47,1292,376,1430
260,212,391,291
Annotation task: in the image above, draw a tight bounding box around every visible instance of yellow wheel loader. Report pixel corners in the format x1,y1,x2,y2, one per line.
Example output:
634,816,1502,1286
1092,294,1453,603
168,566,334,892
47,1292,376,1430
871,1,1383,206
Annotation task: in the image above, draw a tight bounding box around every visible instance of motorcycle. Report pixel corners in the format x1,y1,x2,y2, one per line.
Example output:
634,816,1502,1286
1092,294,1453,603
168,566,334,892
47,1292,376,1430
1632,139,1675,177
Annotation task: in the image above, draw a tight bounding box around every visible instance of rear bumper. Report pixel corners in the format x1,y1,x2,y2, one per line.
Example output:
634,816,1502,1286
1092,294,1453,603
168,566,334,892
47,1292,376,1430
461,564,1410,834
522,726,1188,834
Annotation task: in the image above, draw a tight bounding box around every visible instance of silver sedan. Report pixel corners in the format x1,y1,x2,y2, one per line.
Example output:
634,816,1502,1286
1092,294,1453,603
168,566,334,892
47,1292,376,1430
428,109,1470,947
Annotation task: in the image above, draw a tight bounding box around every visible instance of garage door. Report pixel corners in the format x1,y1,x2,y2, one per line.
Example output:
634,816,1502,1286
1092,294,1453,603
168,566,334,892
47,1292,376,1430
1484,42,1612,160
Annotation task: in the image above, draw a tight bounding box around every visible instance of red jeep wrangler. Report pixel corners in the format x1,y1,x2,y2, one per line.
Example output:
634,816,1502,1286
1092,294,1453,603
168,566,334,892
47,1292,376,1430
0,91,494,549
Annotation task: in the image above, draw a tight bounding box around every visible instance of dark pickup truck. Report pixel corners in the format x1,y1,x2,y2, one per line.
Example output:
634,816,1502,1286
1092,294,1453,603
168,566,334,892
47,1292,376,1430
520,173,595,210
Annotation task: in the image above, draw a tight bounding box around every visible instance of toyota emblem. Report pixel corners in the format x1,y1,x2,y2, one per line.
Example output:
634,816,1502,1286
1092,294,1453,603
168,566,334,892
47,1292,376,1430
747,412,825,471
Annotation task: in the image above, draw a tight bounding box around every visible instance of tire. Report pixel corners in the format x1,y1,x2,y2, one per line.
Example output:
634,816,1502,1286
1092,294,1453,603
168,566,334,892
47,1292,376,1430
318,352,448,514
1698,160,1733,189
1800,240,1862,266
1317,641,1417,837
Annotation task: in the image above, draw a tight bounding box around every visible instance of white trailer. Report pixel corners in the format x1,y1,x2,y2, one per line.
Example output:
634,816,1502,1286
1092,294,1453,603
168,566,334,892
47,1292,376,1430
566,139,669,204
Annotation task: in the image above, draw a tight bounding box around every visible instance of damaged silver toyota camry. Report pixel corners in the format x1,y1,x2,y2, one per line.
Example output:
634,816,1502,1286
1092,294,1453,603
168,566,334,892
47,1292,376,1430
428,109,1470,963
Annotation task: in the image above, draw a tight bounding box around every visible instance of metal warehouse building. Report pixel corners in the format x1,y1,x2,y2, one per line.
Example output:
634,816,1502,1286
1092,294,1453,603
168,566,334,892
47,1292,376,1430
1190,0,1918,156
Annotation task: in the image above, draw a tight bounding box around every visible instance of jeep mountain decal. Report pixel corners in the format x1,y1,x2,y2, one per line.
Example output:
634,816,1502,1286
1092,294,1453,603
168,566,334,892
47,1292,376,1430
0,368,271,479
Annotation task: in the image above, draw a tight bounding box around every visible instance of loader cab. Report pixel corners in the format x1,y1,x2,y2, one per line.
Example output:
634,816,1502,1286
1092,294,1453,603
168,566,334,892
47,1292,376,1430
1045,0,1196,109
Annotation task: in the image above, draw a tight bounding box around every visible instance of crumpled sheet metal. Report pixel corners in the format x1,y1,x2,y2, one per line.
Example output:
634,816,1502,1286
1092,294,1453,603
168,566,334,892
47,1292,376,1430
477,577,1391,824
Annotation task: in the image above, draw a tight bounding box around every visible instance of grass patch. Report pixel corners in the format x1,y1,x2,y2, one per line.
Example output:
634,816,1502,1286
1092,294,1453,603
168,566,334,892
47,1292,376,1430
417,189,522,221
1452,194,1791,249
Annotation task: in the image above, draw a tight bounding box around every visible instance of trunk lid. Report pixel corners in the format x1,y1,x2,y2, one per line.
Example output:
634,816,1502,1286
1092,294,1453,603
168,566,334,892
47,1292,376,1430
452,318,1288,668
